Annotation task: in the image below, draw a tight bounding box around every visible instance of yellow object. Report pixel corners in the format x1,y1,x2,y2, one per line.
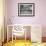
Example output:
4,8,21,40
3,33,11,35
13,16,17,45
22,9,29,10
3,40,31,46
3,40,46,46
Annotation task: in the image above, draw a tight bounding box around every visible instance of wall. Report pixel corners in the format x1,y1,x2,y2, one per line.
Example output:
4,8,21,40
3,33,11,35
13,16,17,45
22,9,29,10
0,0,4,42
6,0,46,37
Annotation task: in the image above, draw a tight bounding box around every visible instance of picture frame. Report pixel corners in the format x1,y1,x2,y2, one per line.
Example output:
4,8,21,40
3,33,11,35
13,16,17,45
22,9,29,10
18,3,35,17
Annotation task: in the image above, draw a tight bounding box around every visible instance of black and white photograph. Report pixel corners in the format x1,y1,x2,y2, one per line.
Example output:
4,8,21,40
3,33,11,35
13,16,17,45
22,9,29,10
18,3,35,17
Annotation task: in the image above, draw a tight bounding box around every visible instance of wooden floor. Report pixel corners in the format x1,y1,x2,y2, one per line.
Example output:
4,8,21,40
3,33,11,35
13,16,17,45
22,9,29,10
3,40,31,46
2,37,46,46
3,40,46,46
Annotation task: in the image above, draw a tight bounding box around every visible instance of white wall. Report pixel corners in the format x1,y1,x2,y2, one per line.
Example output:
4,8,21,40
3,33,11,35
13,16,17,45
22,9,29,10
6,0,46,37
0,0,4,42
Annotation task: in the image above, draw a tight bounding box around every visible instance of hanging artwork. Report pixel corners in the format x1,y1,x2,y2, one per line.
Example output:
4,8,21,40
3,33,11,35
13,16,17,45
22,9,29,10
18,3,35,17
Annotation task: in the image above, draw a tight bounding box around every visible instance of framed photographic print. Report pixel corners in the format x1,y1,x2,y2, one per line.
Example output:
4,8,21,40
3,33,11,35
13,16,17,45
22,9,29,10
18,3,35,17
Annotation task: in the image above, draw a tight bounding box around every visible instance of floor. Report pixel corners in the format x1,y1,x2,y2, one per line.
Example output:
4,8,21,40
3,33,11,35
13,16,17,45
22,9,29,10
3,40,46,46
3,40,31,46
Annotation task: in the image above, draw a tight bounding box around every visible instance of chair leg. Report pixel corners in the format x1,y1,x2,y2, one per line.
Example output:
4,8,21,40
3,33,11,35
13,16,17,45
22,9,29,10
1,42,3,46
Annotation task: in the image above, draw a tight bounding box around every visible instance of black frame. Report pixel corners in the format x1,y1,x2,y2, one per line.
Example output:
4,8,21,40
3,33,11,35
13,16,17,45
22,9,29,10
18,3,35,17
